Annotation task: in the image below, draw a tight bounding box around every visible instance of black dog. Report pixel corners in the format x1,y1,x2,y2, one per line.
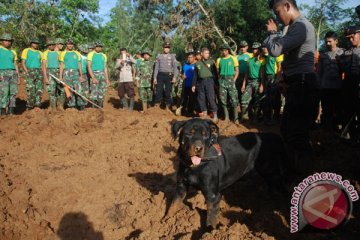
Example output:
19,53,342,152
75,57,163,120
167,118,289,228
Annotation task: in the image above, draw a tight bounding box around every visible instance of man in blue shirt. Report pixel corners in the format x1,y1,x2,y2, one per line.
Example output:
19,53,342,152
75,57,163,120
180,52,196,116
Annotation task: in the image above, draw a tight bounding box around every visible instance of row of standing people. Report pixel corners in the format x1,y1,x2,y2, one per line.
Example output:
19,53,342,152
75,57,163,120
0,35,110,115
130,41,284,126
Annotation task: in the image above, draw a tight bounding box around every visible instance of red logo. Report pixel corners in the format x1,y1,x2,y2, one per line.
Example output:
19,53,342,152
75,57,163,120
301,183,350,230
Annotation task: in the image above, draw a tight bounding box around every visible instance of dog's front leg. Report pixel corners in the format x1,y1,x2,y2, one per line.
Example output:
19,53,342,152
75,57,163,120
202,178,221,228
167,167,188,217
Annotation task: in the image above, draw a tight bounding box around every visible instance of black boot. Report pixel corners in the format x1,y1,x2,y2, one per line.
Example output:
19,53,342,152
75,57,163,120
0,108,5,116
8,107,15,115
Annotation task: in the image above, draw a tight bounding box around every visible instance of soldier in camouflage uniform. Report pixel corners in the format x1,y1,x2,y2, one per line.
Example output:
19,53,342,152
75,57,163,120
42,38,62,110
21,38,43,109
136,48,154,112
172,60,183,110
240,42,265,121
216,44,239,122
87,41,110,107
0,33,20,115
59,38,86,110
78,44,90,99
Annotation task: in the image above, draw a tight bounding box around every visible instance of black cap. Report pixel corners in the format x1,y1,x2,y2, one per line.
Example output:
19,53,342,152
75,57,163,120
120,47,127,51
163,42,171,48
344,26,360,37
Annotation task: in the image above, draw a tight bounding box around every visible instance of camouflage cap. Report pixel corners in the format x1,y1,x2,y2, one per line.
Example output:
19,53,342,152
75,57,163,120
239,40,248,47
55,38,64,45
46,38,56,46
88,43,95,49
30,38,40,44
219,44,231,51
78,44,89,53
94,41,104,47
163,41,171,48
141,48,152,56
252,42,262,49
0,33,14,41
66,38,74,44
345,26,360,37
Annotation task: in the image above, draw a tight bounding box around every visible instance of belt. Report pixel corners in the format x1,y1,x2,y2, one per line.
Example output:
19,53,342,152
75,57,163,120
159,72,173,76
248,78,259,80
64,69,78,72
93,70,104,73
284,72,315,84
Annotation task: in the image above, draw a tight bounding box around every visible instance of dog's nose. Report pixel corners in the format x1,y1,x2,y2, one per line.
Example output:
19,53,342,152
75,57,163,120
195,146,202,152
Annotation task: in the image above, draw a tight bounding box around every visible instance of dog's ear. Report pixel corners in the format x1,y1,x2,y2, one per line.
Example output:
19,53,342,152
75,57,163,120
206,120,220,139
171,120,187,139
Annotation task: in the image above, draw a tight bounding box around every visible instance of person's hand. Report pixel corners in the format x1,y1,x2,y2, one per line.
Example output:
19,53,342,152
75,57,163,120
259,84,264,94
153,79,157,85
44,77,50,85
191,86,196,93
136,81,139,88
266,19,278,32
241,85,245,93
106,80,110,86
171,77,176,83
79,75,84,82
17,75,20,85
92,77,98,84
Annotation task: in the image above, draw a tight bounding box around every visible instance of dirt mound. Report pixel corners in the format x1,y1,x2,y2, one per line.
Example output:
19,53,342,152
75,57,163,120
0,84,359,239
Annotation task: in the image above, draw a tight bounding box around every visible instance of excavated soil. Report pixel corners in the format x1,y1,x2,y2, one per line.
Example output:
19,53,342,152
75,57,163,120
0,82,359,240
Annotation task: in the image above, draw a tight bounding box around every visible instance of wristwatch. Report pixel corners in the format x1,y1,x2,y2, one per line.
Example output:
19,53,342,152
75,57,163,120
268,30,277,35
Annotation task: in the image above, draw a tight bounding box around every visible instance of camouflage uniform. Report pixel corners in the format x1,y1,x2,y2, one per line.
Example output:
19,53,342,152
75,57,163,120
90,72,107,104
137,59,154,102
26,69,43,107
241,79,261,114
0,70,18,109
63,69,85,107
78,44,90,98
22,39,43,108
46,68,60,107
219,76,239,107
172,61,183,100
0,33,18,114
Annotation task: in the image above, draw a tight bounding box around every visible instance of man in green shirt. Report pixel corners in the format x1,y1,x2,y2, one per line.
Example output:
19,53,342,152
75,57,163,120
87,41,110,108
59,38,85,110
21,38,43,109
262,47,283,125
78,44,90,99
192,47,218,123
237,41,253,111
0,33,20,115
241,42,265,121
216,44,239,123
42,38,61,110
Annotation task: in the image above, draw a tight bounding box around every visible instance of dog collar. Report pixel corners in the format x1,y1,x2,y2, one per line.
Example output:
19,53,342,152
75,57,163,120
202,143,222,161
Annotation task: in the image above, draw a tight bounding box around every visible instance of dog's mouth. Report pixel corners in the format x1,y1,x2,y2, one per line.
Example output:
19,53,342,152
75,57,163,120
190,155,202,166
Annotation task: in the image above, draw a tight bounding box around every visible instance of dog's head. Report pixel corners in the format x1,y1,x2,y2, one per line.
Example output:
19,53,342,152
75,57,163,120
171,118,220,166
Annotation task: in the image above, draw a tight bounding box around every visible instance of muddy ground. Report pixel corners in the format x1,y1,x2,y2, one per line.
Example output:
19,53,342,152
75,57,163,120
0,82,359,240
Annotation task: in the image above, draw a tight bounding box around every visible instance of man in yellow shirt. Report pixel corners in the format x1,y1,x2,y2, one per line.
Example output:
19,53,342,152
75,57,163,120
21,38,43,109
59,39,85,110
216,44,239,123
